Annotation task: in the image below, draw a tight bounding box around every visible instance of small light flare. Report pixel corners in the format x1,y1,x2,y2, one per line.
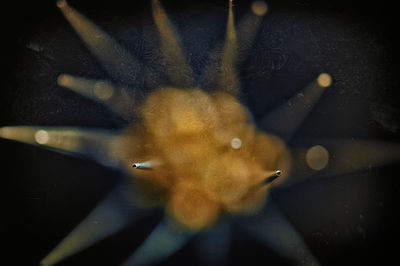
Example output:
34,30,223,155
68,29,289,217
230,137,242,149
306,145,329,170
35,130,49,144
251,1,268,16
317,73,332,88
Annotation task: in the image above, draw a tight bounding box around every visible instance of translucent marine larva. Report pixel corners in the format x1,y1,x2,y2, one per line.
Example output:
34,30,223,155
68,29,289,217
1,0,400,265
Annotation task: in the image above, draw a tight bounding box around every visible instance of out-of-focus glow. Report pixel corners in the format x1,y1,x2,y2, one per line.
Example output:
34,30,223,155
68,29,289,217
35,130,49,144
93,81,114,100
230,137,242,149
252,1,268,16
317,73,332,88
306,145,329,170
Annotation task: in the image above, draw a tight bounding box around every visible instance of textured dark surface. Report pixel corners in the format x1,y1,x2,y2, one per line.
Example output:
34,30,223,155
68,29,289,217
1,0,399,265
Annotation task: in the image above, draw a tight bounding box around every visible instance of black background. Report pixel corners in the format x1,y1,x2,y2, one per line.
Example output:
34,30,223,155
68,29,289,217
1,0,400,265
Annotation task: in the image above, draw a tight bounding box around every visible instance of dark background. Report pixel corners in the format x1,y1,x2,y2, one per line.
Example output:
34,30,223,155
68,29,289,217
1,0,400,265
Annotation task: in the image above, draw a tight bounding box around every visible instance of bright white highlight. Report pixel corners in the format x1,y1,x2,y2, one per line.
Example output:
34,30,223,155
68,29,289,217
230,137,242,149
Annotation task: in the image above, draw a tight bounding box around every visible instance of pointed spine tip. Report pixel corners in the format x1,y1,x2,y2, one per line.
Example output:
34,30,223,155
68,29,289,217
264,170,282,184
132,160,158,170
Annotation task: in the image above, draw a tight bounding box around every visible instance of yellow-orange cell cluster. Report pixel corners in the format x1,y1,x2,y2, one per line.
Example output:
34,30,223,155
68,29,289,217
123,87,290,230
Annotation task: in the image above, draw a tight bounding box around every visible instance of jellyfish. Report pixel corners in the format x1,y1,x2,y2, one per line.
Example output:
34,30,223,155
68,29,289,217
1,0,399,265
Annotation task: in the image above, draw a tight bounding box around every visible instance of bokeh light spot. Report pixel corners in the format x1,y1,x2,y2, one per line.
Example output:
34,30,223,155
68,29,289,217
230,137,242,149
252,1,268,16
317,73,332,88
306,145,329,170
35,130,49,144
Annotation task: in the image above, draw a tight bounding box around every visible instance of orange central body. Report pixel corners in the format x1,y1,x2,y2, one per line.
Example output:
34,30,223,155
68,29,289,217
124,87,290,230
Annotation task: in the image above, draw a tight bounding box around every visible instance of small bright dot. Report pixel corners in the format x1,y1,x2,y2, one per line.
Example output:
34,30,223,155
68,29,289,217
252,1,268,16
93,82,114,100
230,137,242,149
317,73,332,88
35,130,49,144
306,145,329,170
